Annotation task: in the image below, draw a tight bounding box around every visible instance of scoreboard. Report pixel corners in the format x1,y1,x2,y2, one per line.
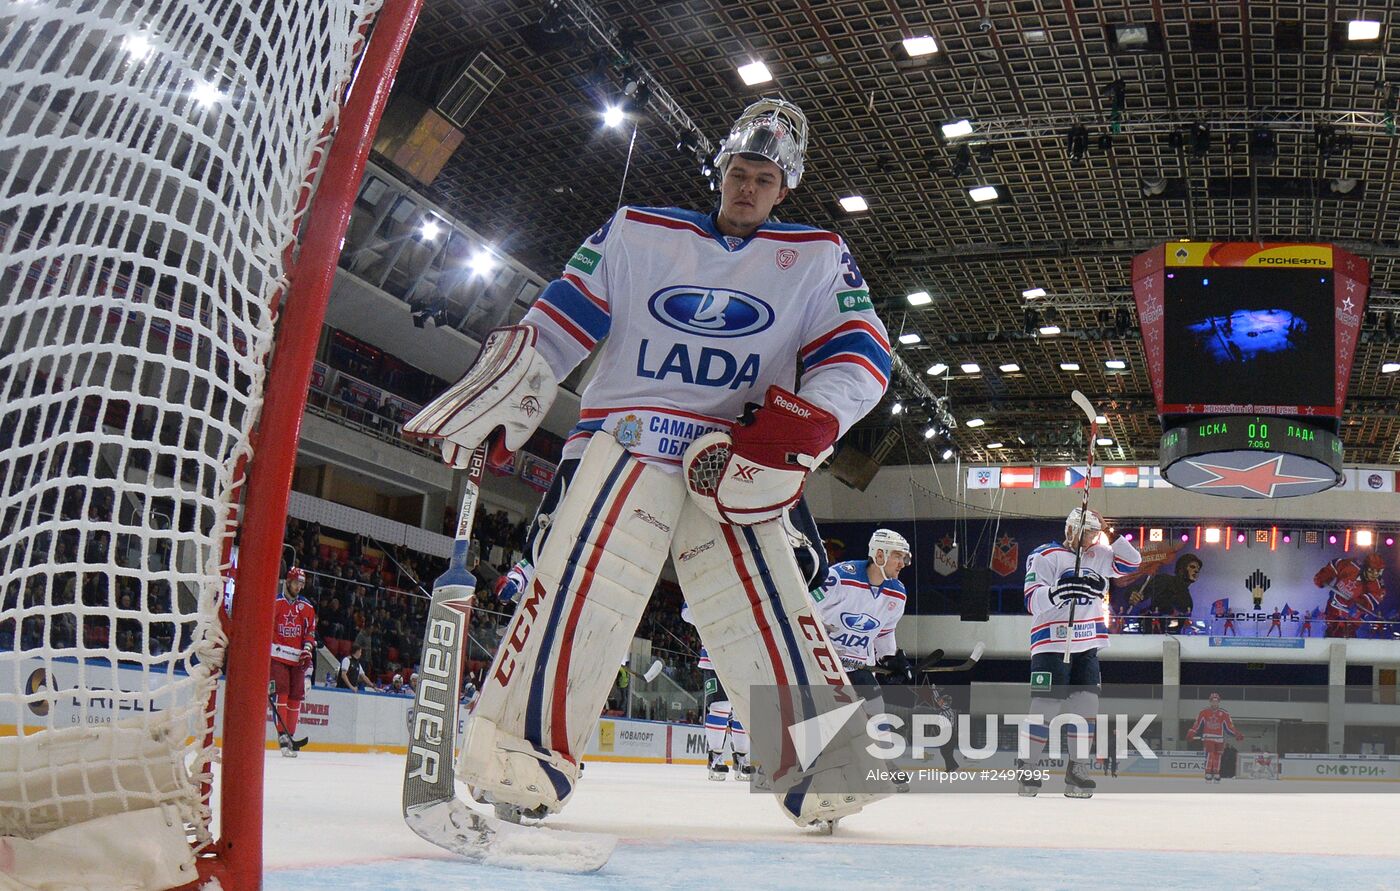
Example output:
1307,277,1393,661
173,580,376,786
1132,242,1369,498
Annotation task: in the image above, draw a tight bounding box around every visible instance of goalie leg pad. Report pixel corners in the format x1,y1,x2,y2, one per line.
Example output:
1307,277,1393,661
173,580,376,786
459,434,684,812
671,501,888,826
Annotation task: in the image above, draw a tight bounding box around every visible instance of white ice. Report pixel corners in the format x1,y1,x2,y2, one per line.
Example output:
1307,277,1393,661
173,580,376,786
253,752,1400,890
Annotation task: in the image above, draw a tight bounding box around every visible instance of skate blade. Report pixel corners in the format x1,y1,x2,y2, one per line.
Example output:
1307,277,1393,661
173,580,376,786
1017,789,1039,798
1063,789,1094,799
405,799,615,873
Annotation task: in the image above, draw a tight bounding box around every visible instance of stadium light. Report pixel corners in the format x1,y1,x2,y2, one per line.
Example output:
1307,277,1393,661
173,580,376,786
907,291,932,306
1348,19,1381,41
968,185,999,202
960,362,980,374
903,35,939,57
737,60,772,85
838,195,869,213
898,332,922,345
1204,527,1222,544
602,105,625,127
941,118,974,139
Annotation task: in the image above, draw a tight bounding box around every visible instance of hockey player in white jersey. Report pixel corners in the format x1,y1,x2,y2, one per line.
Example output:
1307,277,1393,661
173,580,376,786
812,529,910,687
404,98,892,831
1018,508,1140,798
680,604,753,781
812,528,911,790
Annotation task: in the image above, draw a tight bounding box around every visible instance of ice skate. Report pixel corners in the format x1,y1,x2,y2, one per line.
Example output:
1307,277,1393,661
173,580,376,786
1064,760,1096,799
278,733,297,759
707,751,729,781
733,752,755,782
1016,759,1041,797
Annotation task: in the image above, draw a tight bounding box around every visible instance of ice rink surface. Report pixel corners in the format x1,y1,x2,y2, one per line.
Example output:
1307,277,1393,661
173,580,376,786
252,751,1400,890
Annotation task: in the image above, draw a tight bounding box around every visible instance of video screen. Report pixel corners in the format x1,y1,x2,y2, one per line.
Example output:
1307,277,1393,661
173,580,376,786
1161,267,1334,407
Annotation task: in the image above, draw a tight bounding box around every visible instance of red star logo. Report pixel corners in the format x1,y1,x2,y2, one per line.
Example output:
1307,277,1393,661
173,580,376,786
1186,456,1332,497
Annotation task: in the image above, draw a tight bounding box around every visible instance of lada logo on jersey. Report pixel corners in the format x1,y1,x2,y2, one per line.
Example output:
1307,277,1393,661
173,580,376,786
776,248,798,270
647,286,775,338
842,613,881,633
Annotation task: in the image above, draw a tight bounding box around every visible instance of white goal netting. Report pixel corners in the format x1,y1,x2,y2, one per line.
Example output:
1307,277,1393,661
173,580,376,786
1237,751,1282,780
0,0,384,854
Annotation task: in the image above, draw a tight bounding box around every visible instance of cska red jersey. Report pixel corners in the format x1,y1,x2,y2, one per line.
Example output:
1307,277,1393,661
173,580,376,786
271,590,316,666
1189,707,1241,742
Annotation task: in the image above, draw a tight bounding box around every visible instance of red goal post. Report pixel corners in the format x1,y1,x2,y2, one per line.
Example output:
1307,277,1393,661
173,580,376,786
0,1,422,888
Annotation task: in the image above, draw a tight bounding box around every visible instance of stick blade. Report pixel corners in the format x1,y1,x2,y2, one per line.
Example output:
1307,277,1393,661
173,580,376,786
1070,390,1097,424
969,641,985,663
405,799,616,874
643,659,665,683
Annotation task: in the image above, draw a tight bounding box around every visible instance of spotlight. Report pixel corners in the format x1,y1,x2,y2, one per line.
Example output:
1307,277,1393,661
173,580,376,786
941,448,954,461
941,119,974,140
469,248,498,277
951,144,973,176
1065,124,1089,162
521,3,576,54
1357,530,1374,547
924,426,937,439
602,105,625,128
620,78,652,114
892,402,904,415
1283,534,1292,544
737,60,772,86
1329,534,1338,544
907,291,933,306
418,218,442,241
1387,537,1395,547
191,81,223,108
1236,532,1246,544
1204,527,1221,544
121,33,155,62
1250,128,1277,164
1181,533,1190,542
1188,121,1211,157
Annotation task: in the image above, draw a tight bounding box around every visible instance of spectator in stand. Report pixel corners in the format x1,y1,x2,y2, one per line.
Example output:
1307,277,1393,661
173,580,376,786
337,644,368,690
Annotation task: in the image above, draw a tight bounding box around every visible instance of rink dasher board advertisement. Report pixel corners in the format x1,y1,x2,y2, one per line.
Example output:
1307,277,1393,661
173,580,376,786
0,655,198,732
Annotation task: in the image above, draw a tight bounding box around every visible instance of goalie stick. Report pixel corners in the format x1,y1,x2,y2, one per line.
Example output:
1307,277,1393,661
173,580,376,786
624,659,666,684
401,440,616,874
1063,390,1100,665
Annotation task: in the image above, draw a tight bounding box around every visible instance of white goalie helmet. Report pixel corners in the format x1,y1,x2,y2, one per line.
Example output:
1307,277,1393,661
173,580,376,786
1065,507,1103,535
869,528,911,561
713,98,809,189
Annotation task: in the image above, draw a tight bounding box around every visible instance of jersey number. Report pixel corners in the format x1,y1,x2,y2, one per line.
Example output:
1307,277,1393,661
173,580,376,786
839,251,864,288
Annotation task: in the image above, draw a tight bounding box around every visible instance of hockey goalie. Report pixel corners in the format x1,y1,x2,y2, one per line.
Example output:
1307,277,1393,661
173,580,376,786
404,97,893,833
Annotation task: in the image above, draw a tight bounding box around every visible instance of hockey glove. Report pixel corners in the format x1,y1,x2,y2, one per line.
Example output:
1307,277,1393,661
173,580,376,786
299,642,315,668
682,385,838,525
403,325,558,468
1049,574,1106,608
878,650,914,685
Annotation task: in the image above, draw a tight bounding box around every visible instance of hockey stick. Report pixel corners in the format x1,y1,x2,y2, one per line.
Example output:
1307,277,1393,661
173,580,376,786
401,440,615,873
267,682,309,750
1063,391,1100,665
921,642,985,674
624,658,666,683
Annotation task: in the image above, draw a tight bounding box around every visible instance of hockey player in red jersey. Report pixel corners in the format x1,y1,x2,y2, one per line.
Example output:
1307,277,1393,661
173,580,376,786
1314,554,1384,638
1187,692,1243,782
269,567,316,757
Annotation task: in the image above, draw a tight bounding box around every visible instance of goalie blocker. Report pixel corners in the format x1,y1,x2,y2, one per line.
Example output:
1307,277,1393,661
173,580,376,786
459,432,889,828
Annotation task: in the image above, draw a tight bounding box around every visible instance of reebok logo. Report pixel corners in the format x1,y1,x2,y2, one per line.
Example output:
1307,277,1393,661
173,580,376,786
773,394,811,418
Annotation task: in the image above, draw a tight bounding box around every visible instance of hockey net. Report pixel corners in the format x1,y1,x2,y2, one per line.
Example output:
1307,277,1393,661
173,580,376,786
0,0,406,885
1237,751,1283,780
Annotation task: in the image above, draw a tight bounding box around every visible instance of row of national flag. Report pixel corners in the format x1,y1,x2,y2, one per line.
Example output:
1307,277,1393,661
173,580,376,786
965,466,1167,489
966,466,1397,491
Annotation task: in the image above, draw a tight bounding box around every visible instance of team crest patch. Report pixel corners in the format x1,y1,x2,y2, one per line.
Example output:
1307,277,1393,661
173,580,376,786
614,413,643,448
776,248,798,269
1030,671,1052,693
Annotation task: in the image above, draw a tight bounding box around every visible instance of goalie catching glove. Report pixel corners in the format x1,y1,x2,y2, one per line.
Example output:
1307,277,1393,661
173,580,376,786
682,385,838,525
403,325,557,467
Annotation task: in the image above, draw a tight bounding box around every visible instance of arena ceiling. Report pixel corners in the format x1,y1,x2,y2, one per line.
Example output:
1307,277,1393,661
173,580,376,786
387,0,1400,467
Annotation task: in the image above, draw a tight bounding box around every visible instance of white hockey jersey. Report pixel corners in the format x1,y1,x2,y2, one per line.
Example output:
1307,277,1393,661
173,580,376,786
811,560,906,667
521,206,892,468
1023,537,1141,655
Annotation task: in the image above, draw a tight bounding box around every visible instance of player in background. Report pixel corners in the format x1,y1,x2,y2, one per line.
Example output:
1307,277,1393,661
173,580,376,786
811,529,911,789
678,605,752,782
1018,508,1141,799
1187,692,1244,782
1315,553,1384,638
269,567,315,757
404,97,891,831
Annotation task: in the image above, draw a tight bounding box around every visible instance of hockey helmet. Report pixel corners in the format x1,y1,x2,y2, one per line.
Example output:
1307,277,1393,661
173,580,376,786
1065,507,1103,535
713,98,809,189
286,566,306,583
869,528,911,561
1209,692,1221,704
1365,553,1385,572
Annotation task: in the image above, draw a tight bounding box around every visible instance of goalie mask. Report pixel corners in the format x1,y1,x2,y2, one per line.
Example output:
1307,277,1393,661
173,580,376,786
713,98,809,189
